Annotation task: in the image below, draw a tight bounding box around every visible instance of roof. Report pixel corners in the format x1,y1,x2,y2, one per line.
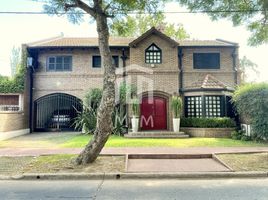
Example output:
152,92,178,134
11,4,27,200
179,39,237,47
129,27,179,48
27,36,135,48
185,74,233,90
26,32,237,48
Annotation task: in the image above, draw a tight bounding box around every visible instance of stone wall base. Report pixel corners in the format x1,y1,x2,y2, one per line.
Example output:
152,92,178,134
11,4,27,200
0,129,30,141
180,127,235,138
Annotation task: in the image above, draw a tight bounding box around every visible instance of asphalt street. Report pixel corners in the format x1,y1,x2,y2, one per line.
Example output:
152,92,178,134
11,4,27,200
0,178,267,200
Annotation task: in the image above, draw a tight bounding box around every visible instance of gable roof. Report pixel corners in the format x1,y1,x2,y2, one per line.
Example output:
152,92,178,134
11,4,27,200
129,27,179,48
185,74,234,91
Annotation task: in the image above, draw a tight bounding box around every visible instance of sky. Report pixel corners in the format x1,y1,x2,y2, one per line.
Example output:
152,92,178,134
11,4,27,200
0,0,267,82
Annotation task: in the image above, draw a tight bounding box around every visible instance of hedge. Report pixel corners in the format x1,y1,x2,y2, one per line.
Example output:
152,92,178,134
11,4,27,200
181,117,236,128
232,83,268,140
0,49,26,93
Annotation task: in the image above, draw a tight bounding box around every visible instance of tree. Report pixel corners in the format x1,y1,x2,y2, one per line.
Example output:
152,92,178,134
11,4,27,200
110,12,189,40
177,0,268,46
41,0,167,165
10,47,21,77
239,56,259,82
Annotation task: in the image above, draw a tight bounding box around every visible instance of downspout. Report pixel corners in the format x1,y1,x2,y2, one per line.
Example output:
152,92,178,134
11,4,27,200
178,47,185,116
231,47,238,85
29,65,33,133
121,48,128,132
178,47,184,94
27,49,37,133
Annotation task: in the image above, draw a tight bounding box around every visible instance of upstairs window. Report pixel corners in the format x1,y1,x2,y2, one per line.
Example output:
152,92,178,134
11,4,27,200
145,43,162,64
47,56,72,71
112,56,119,68
193,53,220,69
92,56,101,68
92,55,119,68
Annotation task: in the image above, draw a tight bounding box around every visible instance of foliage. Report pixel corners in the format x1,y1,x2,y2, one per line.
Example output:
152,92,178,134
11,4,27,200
232,83,268,140
75,84,136,135
118,83,137,104
112,106,127,136
171,95,182,118
131,98,140,117
112,83,136,135
42,0,167,23
181,117,236,128
73,105,97,134
231,130,244,140
84,88,102,111
177,0,268,46
239,56,259,82
10,47,21,77
0,48,26,93
73,88,102,134
241,135,252,141
110,12,189,40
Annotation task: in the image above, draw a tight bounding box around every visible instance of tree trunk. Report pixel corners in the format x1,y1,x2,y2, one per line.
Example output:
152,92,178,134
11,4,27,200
75,13,115,165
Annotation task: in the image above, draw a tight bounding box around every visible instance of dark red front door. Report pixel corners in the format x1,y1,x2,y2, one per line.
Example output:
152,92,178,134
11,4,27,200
140,96,167,130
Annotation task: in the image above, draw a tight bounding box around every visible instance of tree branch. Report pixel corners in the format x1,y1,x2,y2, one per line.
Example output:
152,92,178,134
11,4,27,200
64,0,97,18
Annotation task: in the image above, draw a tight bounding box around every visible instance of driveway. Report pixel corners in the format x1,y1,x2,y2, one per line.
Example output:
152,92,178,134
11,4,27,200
0,132,79,148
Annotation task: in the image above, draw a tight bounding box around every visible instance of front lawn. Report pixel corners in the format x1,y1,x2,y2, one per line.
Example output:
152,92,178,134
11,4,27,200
60,135,268,148
0,155,125,175
217,153,268,171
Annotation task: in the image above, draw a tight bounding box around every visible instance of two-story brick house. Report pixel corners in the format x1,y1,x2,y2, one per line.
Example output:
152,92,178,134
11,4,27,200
25,27,239,132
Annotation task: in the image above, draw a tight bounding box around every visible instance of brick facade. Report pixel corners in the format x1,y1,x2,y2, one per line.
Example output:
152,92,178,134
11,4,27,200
33,48,128,101
26,28,239,132
182,47,238,89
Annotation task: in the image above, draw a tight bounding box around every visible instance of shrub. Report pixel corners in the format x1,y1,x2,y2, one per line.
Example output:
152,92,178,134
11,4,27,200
241,135,252,141
232,83,268,140
181,117,236,128
0,49,26,93
171,95,182,118
131,98,139,117
75,84,135,135
73,105,97,134
84,88,102,111
231,130,243,140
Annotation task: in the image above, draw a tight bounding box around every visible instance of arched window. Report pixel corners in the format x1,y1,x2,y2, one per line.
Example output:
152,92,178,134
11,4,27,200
145,43,162,64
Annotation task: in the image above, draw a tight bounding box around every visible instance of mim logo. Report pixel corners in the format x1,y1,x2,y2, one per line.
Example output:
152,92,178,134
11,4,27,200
140,115,154,128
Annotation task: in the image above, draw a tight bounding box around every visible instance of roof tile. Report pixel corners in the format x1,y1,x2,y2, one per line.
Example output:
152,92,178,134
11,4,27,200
26,37,236,48
186,74,232,90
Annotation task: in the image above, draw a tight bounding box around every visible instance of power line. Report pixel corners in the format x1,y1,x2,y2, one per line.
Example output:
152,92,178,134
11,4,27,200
0,9,265,15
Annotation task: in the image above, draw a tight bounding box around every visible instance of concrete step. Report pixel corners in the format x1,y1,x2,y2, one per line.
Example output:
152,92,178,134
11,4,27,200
124,131,189,138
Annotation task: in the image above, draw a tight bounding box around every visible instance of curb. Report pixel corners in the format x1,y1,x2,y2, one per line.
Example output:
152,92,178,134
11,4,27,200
1,172,268,180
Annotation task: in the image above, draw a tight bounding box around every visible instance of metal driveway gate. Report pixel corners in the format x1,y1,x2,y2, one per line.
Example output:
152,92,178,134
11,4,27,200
34,93,82,131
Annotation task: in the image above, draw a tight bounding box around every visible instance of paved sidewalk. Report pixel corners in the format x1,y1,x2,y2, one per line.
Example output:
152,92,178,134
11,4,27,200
0,147,267,156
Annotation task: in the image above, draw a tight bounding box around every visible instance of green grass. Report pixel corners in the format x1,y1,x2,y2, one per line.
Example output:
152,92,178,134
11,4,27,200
60,135,268,148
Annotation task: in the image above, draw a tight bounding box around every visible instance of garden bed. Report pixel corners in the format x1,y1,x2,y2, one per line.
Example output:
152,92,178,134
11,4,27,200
180,127,236,138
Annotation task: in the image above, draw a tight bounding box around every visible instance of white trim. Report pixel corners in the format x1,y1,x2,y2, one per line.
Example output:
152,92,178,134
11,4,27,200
0,129,30,141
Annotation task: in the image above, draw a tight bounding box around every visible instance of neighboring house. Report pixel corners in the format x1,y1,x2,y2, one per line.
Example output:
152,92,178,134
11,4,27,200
25,27,240,132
